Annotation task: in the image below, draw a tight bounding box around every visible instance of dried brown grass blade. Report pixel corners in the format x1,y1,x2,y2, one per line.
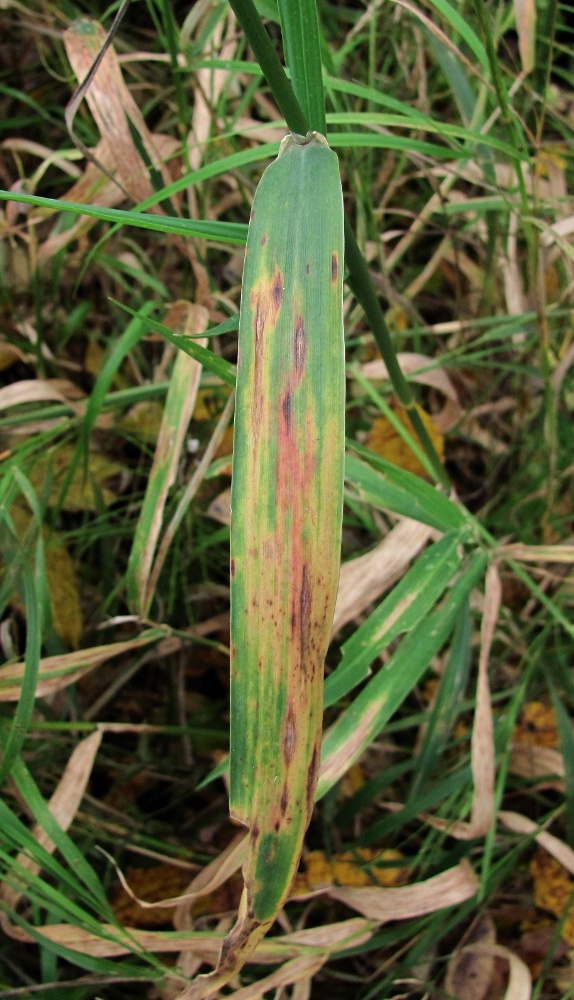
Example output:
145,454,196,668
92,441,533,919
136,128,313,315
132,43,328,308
104,833,247,913
0,378,84,415
18,916,374,963
225,954,326,1000
0,631,162,701
470,562,501,835
499,811,574,875
333,517,434,633
498,543,574,564
509,743,564,787
328,859,478,920
64,17,171,204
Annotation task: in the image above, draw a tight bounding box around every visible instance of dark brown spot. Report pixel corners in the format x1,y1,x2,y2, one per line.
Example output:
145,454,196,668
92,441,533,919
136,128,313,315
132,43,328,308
271,269,283,311
306,745,320,811
331,252,338,282
250,823,260,841
283,705,296,764
260,233,268,246
299,564,311,654
294,316,306,375
254,299,265,353
282,390,292,429
230,559,236,577
306,262,311,274
280,785,289,815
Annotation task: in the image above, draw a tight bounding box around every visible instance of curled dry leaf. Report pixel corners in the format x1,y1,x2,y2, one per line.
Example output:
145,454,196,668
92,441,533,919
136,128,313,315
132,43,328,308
327,858,478,921
0,378,85,416
445,914,497,1000
500,812,574,877
461,945,532,1000
223,953,326,1000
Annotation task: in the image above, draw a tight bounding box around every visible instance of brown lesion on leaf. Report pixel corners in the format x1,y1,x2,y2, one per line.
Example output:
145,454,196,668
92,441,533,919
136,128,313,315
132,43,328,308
306,744,320,813
331,252,339,283
230,558,236,577
280,784,289,815
281,389,292,430
299,564,312,658
271,269,284,311
283,703,296,765
294,316,306,376
260,233,268,246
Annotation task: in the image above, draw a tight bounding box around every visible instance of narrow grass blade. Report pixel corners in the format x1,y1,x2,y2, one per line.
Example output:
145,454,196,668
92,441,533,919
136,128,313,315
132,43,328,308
345,447,467,532
325,532,463,707
277,0,327,133
318,550,488,798
126,303,208,616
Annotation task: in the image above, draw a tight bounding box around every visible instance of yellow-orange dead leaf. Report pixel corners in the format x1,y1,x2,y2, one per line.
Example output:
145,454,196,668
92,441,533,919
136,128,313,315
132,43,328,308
293,848,408,895
514,702,559,748
364,402,444,478
111,865,243,928
531,849,574,945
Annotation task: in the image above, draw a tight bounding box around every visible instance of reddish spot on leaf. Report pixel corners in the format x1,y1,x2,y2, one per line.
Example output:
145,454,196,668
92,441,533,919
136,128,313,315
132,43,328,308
331,252,339,283
282,390,292,429
271,269,284,310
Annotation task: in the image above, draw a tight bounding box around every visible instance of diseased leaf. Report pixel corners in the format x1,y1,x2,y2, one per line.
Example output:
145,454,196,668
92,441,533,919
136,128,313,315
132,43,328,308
185,132,345,998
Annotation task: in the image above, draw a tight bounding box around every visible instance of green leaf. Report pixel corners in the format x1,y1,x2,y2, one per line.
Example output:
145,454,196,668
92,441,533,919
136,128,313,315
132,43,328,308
345,446,467,532
278,0,326,132
324,533,463,707
318,550,487,798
